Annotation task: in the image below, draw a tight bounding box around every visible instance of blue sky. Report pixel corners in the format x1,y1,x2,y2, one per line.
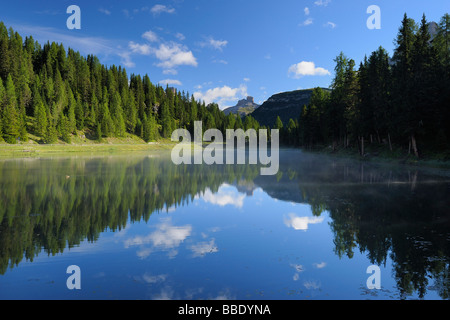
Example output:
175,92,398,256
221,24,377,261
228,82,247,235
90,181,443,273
1,0,449,109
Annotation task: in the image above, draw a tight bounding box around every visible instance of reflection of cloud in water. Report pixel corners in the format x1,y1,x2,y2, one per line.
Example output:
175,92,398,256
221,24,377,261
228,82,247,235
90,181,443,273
303,280,321,290
124,219,192,258
142,273,168,284
284,214,324,231
153,286,174,300
291,264,304,281
189,239,218,257
212,288,236,300
197,184,246,208
313,262,327,269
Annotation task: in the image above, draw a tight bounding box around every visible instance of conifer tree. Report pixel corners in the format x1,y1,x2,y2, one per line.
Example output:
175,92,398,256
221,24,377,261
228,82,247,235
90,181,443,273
2,75,20,143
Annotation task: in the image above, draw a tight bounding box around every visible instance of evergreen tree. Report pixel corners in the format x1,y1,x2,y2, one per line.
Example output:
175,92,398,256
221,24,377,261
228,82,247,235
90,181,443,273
33,91,47,138
2,75,20,143
0,78,4,141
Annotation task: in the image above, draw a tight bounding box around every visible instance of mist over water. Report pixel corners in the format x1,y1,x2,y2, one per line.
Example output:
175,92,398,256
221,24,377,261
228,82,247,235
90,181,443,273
0,149,449,300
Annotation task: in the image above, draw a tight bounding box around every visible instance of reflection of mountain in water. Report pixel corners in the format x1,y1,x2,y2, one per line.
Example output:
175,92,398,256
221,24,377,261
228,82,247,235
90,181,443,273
1,151,450,299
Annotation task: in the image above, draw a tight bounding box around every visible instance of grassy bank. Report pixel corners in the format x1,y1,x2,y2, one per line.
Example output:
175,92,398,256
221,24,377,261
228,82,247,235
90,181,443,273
0,131,177,158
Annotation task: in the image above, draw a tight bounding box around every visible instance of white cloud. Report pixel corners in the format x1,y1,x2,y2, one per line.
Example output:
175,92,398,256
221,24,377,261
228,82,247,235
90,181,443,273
304,280,321,290
163,69,178,75
118,52,135,68
200,37,228,51
175,33,185,41
304,7,310,15
288,61,330,78
189,239,218,257
154,42,198,69
299,18,314,26
194,85,248,109
197,184,247,208
12,24,115,57
314,0,331,6
324,21,337,28
243,78,251,82
142,273,168,284
128,41,198,73
129,41,152,55
284,214,324,231
151,4,175,15
313,262,327,269
142,30,159,42
99,8,111,15
124,219,192,258
159,79,182,86
212,59,228,65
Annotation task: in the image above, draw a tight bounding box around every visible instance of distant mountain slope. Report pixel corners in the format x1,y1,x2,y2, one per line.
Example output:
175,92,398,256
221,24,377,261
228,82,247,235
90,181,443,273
223,96,260,117
251,88,330,127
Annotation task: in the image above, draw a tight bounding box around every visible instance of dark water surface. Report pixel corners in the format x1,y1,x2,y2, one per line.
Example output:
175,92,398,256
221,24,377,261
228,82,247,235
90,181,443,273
0,149,449,300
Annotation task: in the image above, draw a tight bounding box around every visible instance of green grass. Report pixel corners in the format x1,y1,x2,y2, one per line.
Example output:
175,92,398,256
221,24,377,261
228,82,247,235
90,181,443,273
0,130,177,158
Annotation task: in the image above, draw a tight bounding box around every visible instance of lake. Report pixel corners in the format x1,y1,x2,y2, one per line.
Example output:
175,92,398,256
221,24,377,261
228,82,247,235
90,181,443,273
0,149,449,300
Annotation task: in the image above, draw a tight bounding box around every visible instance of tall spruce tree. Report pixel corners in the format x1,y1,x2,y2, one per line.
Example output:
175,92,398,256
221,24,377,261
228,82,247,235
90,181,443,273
2,74,20,143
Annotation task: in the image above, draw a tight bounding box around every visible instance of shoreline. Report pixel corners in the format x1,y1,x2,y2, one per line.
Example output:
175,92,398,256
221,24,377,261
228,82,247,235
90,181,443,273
1,142,450,171
300,145,450,170
0,142,176,158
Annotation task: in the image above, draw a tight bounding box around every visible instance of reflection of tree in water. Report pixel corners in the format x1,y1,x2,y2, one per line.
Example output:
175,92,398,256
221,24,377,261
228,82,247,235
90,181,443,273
254,152,450,299
0,155,260,275
1,151,449,299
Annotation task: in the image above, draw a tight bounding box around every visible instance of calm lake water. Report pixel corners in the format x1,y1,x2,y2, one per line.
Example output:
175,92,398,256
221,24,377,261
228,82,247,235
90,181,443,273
0,149,449,300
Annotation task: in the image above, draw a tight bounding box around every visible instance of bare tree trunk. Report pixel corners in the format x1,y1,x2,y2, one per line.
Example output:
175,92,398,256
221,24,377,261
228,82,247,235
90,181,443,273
388,133,393,151
411,171,418,191
361,136,364,157
411,134,419,158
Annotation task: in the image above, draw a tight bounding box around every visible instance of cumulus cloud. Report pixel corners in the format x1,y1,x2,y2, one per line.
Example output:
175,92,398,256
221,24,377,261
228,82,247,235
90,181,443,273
154,42,198,69
128,40,197,73
284,214,324,231
124,219,192,258
197,184,247,208
304,7,310,15
194,85,248,109
129,41,152,55
151,4,175,15
288,61,330,78
142,30,159,42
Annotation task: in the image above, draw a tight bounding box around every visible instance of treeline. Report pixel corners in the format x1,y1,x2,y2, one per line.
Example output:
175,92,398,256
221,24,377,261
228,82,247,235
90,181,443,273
0,156,260,274
0,22,263,144
278,13,450,158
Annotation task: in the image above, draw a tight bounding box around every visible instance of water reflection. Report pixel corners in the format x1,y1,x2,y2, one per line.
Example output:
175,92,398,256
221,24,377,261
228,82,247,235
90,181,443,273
0,150,449,299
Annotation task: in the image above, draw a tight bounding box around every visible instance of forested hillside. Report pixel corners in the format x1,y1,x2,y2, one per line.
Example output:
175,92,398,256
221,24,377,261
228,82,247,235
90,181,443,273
278,13,450,158
0,22,262,145
1,12,449,160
